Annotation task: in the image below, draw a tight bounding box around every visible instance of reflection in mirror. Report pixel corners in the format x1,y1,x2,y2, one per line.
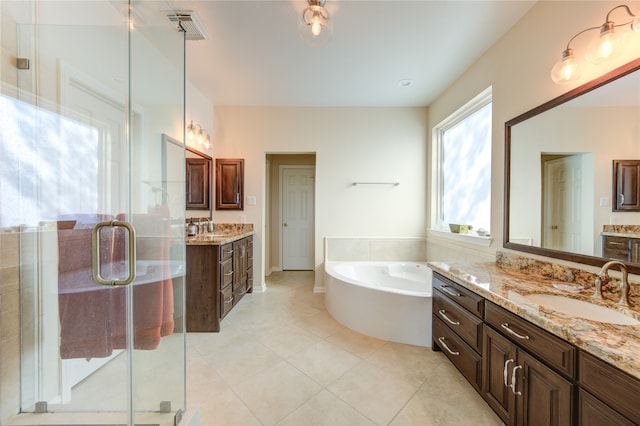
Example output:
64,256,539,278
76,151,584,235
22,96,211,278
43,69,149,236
505,58,640,272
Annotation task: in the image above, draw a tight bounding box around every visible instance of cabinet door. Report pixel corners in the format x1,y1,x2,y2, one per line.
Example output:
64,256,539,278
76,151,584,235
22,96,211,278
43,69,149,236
233,238,247,298
516,350,573,426
186,157,211,210
483,325,517,426
613,160,640,211
246,237,254,293
216,158,244,210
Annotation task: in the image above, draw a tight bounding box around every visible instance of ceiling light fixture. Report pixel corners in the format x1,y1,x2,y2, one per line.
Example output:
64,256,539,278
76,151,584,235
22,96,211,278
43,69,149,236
299,0,333,46
551,4,640,84
187,120,210,149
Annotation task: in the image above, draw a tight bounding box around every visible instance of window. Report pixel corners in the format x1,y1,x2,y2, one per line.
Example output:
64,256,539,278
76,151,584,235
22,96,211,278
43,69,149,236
433,87,492,235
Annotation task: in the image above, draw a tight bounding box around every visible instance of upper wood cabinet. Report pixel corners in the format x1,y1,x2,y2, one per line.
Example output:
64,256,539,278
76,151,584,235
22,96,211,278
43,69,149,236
186,157,211,210
216,158,244,210
613,160,640,211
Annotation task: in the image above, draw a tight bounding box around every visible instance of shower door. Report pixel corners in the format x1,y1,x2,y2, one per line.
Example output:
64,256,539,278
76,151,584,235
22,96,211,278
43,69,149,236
0,1,187,424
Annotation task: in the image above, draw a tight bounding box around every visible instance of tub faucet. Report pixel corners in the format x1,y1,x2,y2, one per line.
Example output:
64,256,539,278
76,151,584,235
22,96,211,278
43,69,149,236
593,260,630,307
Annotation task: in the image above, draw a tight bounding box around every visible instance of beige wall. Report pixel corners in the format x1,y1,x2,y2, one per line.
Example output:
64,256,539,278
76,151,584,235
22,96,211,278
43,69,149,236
212,106,429,289
426,0,640,266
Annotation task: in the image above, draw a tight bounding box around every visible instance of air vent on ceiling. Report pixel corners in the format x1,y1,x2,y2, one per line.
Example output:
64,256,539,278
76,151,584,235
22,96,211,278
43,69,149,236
168,11,207,41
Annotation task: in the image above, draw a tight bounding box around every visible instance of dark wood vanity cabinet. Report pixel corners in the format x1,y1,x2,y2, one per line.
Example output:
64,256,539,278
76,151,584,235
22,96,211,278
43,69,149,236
578,351,640,425
483,324,573,426
613,160,640,211
216,158,244,210
602,235,640,263
186,235,253,332
432,274,484,392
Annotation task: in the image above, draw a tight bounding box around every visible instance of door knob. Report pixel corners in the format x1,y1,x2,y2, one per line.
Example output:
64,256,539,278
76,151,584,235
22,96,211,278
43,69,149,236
283,223,288,227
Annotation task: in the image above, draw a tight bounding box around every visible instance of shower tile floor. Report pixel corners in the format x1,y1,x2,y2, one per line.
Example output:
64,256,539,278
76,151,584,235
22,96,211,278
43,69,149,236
186,271,501,425
9,271,501,426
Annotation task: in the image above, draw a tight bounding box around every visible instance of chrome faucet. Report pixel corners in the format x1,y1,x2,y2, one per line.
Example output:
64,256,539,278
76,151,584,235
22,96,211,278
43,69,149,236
593,260,630,307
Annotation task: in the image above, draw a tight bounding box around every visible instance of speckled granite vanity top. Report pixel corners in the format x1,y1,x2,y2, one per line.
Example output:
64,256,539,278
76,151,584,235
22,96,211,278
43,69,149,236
429,252,640,380
186,223,253,246
601,224,640,238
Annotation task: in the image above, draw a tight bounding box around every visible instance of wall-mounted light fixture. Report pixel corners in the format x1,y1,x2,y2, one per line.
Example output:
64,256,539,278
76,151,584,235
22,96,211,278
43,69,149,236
551,4,640,84
299,0,333,46
187,120,211,149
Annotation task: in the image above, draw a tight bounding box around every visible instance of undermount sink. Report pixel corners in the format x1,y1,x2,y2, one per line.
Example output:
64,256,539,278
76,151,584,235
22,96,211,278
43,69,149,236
525,293,640,326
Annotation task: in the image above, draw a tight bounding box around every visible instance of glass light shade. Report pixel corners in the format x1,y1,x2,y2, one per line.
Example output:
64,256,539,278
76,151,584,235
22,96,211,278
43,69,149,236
551,49,583,84
633,14,640,32
299,4,332,46
586,24,625,64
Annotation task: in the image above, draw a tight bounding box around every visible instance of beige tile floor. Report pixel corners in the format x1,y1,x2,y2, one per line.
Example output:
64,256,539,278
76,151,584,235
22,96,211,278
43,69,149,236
7,270,501,426
186,271,502,425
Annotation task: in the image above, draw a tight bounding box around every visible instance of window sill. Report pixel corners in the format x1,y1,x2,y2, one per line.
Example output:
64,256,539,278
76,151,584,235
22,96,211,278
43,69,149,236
427,229,493,247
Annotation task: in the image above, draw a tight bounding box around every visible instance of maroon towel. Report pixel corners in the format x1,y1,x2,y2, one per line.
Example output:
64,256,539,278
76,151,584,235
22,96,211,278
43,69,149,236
58,211,175,359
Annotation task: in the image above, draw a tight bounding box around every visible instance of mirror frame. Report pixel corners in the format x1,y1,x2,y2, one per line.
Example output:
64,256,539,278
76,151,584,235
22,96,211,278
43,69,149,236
504,58,640,273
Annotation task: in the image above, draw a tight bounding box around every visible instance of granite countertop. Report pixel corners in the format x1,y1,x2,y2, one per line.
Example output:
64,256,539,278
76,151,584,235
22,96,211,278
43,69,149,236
186,223,254,246
601,224,640,239
428,260,640,380
601,231,640,238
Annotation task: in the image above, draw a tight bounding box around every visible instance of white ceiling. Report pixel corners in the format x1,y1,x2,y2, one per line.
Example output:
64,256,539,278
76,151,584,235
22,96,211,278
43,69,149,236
175,1,536,107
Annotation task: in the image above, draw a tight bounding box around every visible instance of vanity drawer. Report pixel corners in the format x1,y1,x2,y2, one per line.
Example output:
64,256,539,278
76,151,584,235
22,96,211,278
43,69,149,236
220,242,234,261
433,289,483,353
432,273,484,319
220,257,233,288
433,316,482,391
485,301,576,379
579,351,640,423
602,235,631,261
220,284,234,319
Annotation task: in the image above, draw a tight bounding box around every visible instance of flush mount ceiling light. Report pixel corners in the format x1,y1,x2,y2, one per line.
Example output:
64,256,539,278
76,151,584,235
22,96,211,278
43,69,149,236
299,0,333,46
187,120,210,149
551,4,640,84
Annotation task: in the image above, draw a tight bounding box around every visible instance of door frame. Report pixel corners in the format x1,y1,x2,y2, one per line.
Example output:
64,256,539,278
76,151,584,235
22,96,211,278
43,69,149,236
278,164,315,271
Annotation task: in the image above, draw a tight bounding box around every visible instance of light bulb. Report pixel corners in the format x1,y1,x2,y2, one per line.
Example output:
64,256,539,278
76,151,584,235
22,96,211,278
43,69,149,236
299,2,332,46
311,17,323,36
586,22,624,64
633,14,640,32
551,48,582,84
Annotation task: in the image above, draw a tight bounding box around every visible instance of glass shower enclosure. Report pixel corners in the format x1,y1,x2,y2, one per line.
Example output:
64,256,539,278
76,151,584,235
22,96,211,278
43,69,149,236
0,1,187,424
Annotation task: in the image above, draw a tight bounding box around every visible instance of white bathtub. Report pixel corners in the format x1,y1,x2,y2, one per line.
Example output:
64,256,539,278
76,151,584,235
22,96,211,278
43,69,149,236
324,261,432,347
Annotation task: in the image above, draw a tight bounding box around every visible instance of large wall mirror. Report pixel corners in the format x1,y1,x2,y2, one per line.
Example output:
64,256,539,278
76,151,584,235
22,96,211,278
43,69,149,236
505,58,640,273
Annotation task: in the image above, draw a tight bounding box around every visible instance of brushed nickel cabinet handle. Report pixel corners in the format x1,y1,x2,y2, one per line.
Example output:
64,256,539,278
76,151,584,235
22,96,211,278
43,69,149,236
440,285,461,297
438,310,460,326
510,365,523,396
437,337,460,356
503,359,514,388
501,323,530,340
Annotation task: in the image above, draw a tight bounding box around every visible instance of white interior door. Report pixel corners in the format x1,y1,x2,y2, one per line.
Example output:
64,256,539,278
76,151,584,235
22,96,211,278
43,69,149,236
281,166,315,270
543,155,583,252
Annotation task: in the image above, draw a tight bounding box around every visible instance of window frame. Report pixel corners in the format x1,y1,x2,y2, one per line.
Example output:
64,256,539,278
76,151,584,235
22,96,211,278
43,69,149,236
431,87,493,243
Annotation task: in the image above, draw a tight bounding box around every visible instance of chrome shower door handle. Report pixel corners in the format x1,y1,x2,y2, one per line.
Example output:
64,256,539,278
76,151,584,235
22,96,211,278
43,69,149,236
92,220,136,286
